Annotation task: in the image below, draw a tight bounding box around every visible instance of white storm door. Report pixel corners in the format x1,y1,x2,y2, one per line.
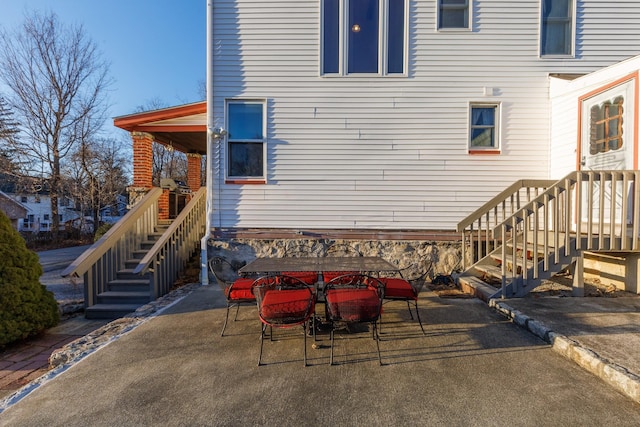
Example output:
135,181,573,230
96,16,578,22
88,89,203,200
579,77,636,226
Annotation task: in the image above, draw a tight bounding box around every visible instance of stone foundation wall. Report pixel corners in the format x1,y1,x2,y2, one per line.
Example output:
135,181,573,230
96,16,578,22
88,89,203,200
207,238,462,278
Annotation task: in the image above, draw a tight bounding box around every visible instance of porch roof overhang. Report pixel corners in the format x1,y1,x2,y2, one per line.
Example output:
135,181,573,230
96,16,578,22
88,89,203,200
113,101,207,155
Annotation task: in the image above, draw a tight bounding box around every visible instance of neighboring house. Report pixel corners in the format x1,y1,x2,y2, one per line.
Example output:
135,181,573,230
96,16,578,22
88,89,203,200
99,193,129,223
0,190,28,230
0,174,78,232
13,192,79,233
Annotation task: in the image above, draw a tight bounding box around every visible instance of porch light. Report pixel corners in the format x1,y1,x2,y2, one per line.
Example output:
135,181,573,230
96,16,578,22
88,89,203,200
210,127,228,139
351,24,361,33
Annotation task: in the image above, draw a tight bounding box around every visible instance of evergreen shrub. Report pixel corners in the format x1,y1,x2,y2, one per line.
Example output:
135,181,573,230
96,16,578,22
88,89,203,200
0,211,60,347
94,222,113,241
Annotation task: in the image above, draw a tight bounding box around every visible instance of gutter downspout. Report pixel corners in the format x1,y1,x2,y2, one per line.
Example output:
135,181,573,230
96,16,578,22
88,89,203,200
201,0,215,285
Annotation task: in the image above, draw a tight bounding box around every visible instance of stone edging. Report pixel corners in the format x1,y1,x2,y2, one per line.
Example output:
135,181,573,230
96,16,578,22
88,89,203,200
489,298,640,405
0,282,202,414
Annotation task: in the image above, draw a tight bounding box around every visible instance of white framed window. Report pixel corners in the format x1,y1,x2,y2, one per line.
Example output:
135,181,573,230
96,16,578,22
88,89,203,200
469,103,500,152
437,0,470,30
540,0,574,57
225,100,266,182
321,0,407,76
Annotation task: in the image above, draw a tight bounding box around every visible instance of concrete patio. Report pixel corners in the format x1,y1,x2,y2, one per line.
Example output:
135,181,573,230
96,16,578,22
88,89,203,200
1,283,639,425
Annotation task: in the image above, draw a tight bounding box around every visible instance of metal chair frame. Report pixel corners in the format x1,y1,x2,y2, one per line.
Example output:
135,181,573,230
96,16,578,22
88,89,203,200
323,273,385,366
254,275,316,367
380,264,431,335
208,256,257,336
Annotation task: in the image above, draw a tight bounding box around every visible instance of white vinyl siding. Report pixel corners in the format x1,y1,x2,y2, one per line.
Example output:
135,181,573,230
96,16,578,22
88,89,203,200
211,0,640,231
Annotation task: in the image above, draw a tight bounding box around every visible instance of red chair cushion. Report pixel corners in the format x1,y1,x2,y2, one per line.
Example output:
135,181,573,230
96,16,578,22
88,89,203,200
282,271,318,285
260,289,314,323
381,278,416,300
323,271,357,283
226,278,256,301
325,288,380,322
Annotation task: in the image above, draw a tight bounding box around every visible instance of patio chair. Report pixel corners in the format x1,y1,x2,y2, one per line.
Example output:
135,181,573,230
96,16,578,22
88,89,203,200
379,264,431,335
280,271,318,286
323,243,362,283
323,273,385,366
253,275,316,366
208,256,257,337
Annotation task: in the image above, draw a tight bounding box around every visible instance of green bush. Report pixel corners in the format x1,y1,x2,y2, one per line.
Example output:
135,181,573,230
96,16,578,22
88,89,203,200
94,222,114,242
0,211,59,347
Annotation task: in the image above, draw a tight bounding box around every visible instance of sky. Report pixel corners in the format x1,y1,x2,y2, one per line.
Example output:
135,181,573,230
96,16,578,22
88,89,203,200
0,0,206,139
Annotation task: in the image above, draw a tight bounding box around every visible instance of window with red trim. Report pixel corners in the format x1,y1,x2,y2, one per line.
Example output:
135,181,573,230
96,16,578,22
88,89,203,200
226,100,266,182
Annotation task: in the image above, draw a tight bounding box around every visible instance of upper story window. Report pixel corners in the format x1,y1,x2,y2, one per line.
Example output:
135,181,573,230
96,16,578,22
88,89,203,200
469,103,500,152
322,0,406,76
226,100,266,182
438,0,470,30
540,0,574,56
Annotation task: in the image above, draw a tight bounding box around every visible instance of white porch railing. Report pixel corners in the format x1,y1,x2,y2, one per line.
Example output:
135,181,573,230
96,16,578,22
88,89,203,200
494,170,640,298
457,179,556,269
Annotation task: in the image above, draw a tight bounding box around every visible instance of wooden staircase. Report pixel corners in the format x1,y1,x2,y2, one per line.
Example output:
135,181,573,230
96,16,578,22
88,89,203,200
84,221,171,319
458,232,581,301
457,170,640,301
62,187,207,320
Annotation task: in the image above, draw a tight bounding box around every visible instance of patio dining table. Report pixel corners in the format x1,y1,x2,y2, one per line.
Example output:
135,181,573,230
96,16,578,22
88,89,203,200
238,256,399,282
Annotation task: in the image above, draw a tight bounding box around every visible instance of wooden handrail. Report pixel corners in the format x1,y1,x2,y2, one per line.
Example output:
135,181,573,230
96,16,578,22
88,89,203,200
456,179,556,232
62,187,163,278
456,178,555,269
133,187,206,275
131,187,207,298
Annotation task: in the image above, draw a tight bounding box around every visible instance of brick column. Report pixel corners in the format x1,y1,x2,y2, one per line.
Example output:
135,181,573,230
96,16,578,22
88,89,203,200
132,132,154,189
186,153,203,192
158,190,170,220
127,132,155,209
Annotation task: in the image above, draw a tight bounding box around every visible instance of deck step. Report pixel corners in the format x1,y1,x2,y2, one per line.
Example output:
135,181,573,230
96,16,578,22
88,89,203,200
472,264,503,280
457,274,502,302
140,240,157,250
116,269,149,280
108,279,150,292
131,250,148,259
97,291,151,305
124,259,143,269
85,303,143,320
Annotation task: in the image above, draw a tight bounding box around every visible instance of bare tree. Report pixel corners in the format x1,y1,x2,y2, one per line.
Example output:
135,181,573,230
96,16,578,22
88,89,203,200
0,11,111,237
63,137,130,232
0,95,19,143
0,95,21,180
